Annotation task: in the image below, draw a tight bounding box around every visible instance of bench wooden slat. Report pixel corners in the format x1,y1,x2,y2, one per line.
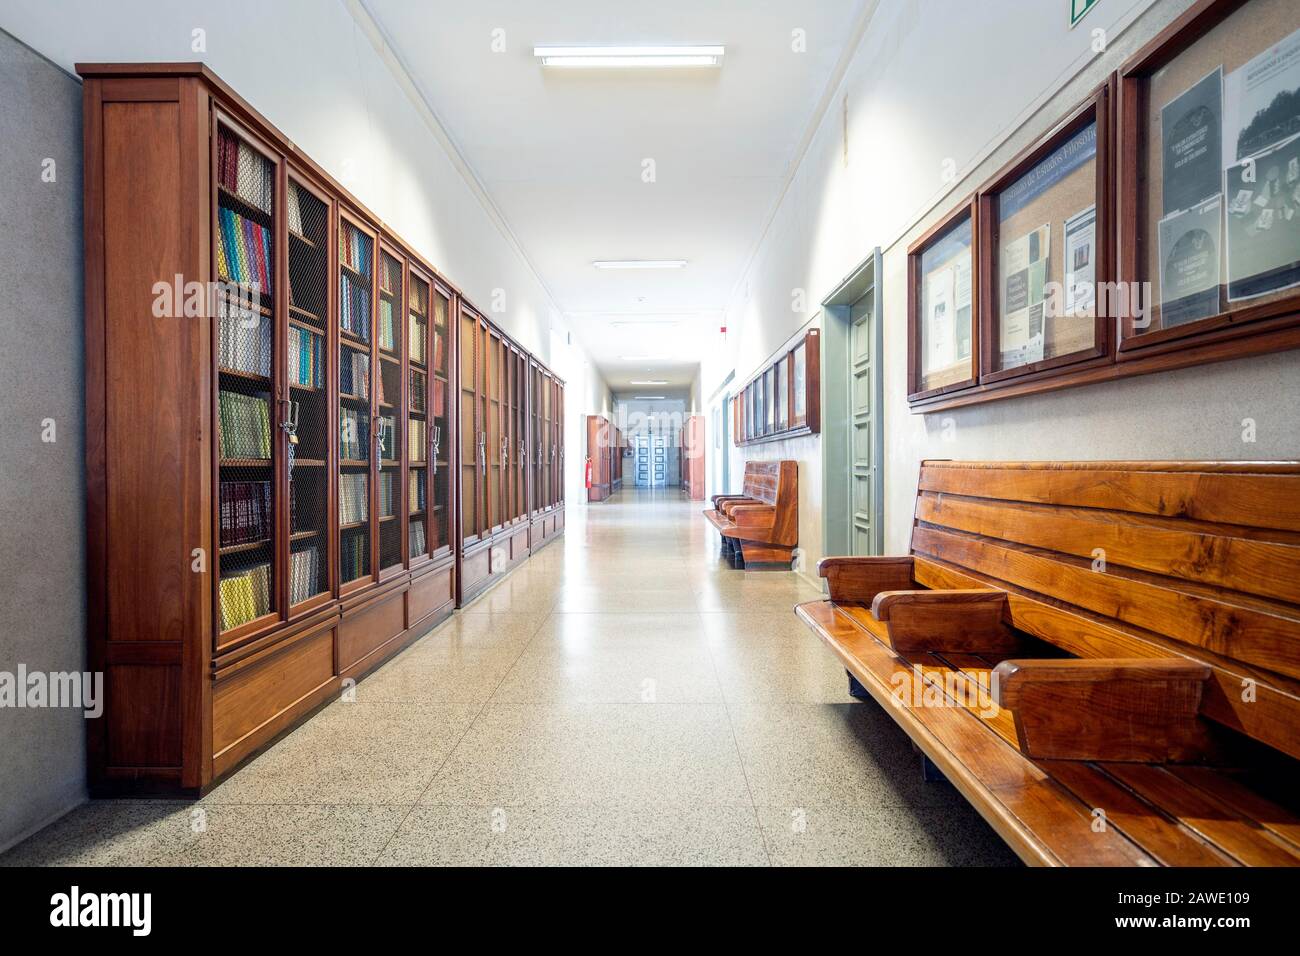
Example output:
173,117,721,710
915,553,1300,763
912,525,1300,682
799,461,1300,866
1167,767,1300,854
1038,760,1238,867
798,601,1157,866
1103,765,1300,867
918,460,1300,532
917,491,1300,604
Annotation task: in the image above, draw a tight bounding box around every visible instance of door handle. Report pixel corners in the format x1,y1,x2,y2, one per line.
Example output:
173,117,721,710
431,424,440,462
478,432,486,469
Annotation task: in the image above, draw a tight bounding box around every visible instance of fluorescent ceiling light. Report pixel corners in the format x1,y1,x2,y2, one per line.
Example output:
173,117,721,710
634,395,666,400
592,259,687,270
535,45,724,68
630,380,669,385
619,355,669,361
611,320,680,329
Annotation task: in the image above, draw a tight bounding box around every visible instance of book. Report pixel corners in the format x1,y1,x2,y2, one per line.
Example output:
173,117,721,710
218,390,271,459
218,298,272,378
409,518,426,557
339,473,368,525
409,468,427,512
340,272,371,342
409,369,427,414
218,561,271,631
379,470,396,519
339,408,370,460
217,126,273,215
219,480,272,546
408,419,427,462
340,346,370,399
289,545,320,605
379,298,395,351
288,325,324,388
217,206,273,293
340,529,368,582
409,312,426,364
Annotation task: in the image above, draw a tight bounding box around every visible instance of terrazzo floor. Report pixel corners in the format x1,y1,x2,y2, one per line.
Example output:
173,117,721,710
2,489,1020,867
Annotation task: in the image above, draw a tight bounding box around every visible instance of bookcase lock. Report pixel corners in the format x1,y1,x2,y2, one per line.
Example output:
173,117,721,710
430,424,441,462
501,436,508,465
519,438,526,466
279,399,300,445
478,432,486,469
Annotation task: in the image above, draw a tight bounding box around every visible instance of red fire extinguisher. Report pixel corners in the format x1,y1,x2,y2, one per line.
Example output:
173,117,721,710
585,457,593,489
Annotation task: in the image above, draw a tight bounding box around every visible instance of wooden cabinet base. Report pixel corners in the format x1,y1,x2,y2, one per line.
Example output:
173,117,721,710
458,510,564,607
90,562,455,798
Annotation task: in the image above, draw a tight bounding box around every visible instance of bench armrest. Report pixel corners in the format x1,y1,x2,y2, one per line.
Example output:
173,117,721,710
870,588,1019,654
992,658,1213,762
816,556,915,603
731,503,776,532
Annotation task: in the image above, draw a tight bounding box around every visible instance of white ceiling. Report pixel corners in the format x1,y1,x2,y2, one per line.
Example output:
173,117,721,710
363,0,868,389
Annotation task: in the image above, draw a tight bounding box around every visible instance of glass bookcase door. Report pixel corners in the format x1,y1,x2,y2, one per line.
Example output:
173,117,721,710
338,215,375,588
377,250,404,575
215,120,279,637
532,363,543,514
285,173,330,611
430,285,452,555
406,271,430,564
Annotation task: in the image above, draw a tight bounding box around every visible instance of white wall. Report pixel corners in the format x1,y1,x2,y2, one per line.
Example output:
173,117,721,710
0,26,86,855
0,0,593,371
705,0,1300,575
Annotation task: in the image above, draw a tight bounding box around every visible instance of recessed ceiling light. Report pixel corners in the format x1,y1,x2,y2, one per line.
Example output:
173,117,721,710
610,320,680,329
620,355,669,361
592,260,688,270
535,45,724,68
630,380,669,385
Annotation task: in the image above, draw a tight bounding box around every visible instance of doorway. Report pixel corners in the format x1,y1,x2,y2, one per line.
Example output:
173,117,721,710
821,249,883,558
634,434,667,488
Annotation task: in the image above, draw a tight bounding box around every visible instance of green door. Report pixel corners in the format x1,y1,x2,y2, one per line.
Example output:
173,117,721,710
849,289,879,555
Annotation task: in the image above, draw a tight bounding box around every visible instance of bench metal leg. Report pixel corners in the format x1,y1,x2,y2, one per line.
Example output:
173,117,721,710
847,670,870,700
911,742,947,783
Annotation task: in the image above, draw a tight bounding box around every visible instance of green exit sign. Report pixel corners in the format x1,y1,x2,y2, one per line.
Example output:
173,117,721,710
1071,0,1099,28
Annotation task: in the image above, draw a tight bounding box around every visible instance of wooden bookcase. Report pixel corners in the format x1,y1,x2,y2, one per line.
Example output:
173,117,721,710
457,309,565,605
586,414,616,501
78,63,559,795
680,415,706,500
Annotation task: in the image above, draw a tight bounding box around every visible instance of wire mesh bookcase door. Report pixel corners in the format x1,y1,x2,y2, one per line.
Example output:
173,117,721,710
487,330,504,533
460,305,481,545
285,173,331,610
430,284,452,557
408,270,431,564
215,119,279,637
377,249,404,575
531,362,543,515
339,214,376,587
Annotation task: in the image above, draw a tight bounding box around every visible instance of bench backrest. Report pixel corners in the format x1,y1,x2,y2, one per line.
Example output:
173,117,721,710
740,460,792,506
909,460,1300,760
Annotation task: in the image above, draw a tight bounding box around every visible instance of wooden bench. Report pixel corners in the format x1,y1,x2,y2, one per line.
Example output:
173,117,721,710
704,460,798,569
796,460,1300,866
